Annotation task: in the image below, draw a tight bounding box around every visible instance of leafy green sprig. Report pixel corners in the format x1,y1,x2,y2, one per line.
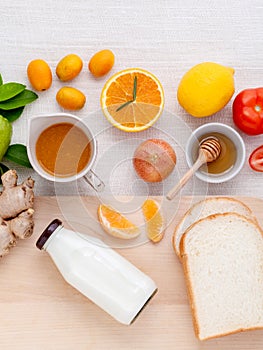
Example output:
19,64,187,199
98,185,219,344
116,76,137,112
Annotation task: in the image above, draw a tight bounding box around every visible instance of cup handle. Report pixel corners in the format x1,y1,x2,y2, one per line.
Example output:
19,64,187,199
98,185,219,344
83,170,105,192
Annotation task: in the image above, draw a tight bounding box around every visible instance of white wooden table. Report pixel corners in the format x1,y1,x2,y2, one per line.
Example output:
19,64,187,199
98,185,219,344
1,0,263,199
1,1,263,349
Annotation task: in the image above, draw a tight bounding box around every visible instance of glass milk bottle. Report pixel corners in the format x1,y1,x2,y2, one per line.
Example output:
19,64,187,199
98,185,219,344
36,219,157,325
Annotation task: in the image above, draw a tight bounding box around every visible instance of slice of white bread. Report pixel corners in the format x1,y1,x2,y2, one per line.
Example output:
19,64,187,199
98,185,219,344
181,213,263,341
173,197,255,258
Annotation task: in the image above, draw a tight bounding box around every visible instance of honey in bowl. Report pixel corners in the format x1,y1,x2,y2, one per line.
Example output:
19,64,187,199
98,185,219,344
36,123,91,177
193,132,237,175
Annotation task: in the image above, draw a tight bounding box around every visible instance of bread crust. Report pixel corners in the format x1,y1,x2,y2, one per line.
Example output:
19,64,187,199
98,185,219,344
172,196,255,259
180,212,263,341
198,326,263,341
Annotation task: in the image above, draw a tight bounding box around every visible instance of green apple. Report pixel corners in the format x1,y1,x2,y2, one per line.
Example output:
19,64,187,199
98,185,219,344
0,115,12,161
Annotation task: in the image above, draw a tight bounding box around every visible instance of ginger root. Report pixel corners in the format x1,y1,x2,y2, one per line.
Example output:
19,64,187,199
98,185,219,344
0,170,35,257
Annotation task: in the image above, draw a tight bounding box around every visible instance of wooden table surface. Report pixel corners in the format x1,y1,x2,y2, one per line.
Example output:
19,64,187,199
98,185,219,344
0,196,262,350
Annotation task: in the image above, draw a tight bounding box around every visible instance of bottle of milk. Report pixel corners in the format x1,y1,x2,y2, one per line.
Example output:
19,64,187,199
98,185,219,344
36,219,157,325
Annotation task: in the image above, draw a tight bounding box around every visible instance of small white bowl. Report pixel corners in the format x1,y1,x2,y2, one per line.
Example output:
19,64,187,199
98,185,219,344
185,123,246,183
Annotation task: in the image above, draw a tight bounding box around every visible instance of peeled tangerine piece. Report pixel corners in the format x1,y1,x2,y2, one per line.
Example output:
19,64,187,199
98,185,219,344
98,204,140,239
142,199,165,243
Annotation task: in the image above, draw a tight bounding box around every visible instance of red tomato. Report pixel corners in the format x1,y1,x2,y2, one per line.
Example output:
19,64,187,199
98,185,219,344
233,88,263,135
249,145,263,172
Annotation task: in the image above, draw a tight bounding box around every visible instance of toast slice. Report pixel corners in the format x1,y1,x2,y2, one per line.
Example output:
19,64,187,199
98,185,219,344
173,197,254,258
181,213,263,341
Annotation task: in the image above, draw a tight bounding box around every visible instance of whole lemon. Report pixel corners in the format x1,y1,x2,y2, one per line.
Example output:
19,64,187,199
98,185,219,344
56,87,86,110
27,59,52,91
89,49,115,78
56,54,83,81
177,62,235,117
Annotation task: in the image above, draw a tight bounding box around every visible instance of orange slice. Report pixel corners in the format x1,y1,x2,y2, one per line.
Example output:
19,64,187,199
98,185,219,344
142,199,165,243
98,204,140,239
100,68,164,132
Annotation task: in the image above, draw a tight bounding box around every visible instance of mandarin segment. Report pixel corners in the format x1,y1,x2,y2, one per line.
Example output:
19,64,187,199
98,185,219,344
106,81,128,99
107,104,135,126
106,95,126,105
142,199,165,243
136,73,161,104
133,103,161,125
98,204,140,239
115,73,134,97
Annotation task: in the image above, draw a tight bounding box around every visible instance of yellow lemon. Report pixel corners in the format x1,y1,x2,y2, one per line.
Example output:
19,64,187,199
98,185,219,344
177,62,235,117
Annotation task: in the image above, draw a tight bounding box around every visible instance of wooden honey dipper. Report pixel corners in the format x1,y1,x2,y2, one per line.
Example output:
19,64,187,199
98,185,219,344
166,137,221,200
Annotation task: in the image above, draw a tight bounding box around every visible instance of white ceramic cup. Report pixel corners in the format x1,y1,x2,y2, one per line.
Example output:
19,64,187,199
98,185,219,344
185,123,246,183
27,113,104,192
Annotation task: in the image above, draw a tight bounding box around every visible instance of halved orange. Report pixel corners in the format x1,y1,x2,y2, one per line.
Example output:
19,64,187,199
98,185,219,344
100,68,164,132
142,199,165,243
98,204,140,239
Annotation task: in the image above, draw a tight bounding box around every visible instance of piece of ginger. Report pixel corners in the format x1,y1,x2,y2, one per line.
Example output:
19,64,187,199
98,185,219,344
0,170,35,257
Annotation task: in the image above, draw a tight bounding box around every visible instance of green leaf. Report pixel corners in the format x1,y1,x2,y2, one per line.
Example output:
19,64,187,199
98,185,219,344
0,89,38,110
133,76,137,101
0,74,3,86
0,83,26,102
0,163,9,183
4,144,32,168
0,106,24,122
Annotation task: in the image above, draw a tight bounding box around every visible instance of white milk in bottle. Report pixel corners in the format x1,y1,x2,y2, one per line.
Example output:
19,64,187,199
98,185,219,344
36,219,157,325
